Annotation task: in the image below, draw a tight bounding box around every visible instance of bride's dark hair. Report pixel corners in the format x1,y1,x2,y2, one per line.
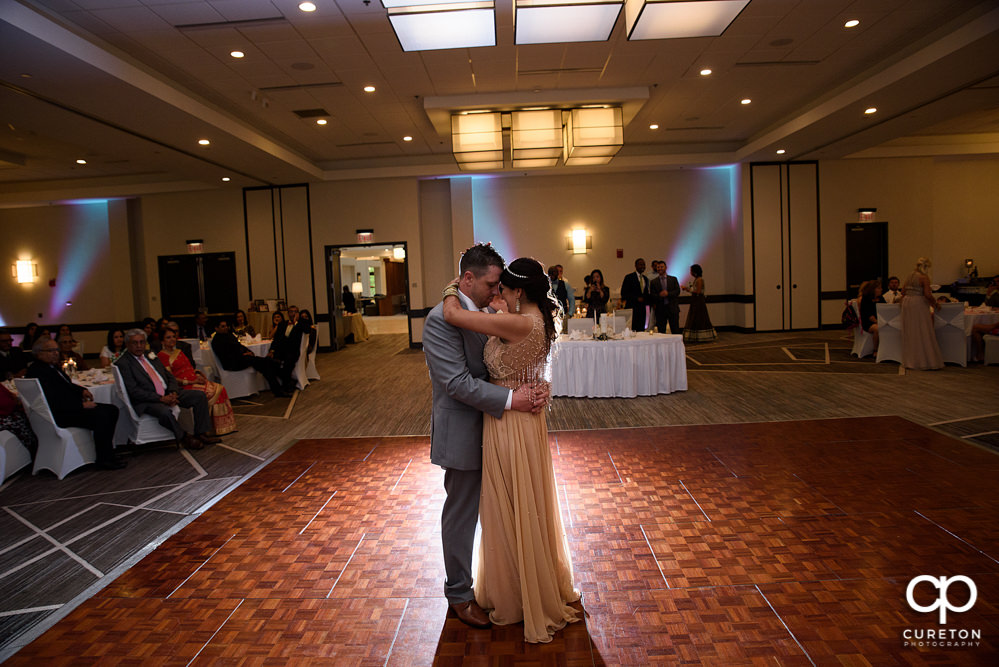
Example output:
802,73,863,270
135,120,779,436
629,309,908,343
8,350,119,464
501,257,563,353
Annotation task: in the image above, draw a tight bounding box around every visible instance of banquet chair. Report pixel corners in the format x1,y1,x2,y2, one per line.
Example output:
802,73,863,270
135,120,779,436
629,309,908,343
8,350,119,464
111,366,181,445
875,303,903,364
933,302,966,367
217,364,269,399
0,430,32,481
14,378,96,479
291,336,310,391
306,347,320,381
984,335,999,366
850,301,875,358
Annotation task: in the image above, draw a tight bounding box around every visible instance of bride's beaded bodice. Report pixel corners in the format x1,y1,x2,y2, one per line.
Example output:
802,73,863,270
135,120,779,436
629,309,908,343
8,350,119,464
484,312,549,390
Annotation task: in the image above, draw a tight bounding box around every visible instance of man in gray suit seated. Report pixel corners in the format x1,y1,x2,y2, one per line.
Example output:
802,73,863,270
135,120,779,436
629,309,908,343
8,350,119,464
115,329,221,450
423,243,546,629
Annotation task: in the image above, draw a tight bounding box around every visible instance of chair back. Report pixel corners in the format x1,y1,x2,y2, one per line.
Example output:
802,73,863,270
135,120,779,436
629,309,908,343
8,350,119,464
292,335,310,391
875,303,903,364
111,365,143,422
14,378,57,424
850,301,875,358
13,377,96,478
934,302,966,366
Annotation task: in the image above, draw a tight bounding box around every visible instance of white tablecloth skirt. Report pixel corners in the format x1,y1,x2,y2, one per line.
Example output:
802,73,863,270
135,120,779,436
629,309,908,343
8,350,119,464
551,333,687,398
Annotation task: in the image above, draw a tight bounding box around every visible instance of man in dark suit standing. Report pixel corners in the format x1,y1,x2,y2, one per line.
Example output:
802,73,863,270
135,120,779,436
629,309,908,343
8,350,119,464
115,329,220,450
651,260,682,335
26,338,124,469
210,318,289,397
621,257,650,331
267,305,302,393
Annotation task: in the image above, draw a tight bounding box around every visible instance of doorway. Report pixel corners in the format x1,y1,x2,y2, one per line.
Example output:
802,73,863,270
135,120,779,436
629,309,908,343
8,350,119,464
845,222,888,295
158,252,238,321
325,242,411,349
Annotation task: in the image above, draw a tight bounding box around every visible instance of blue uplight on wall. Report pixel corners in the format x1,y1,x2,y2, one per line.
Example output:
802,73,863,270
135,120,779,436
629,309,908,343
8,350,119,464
470,175,515,262
48,201,110,320
667,164,738,278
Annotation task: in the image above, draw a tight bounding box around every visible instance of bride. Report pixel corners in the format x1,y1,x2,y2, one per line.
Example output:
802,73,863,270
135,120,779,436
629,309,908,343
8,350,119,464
442,257,579,643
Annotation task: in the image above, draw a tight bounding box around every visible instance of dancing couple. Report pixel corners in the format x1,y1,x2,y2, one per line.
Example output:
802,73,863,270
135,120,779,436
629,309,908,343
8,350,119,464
423,243,579,644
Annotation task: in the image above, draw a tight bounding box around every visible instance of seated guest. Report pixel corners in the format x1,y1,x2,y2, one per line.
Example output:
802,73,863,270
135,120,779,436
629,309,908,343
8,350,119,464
0,383,37,456
971,322,999,363
158,328,235,436
26,338,124,469
233,310,256,338
57,324,75,346
211,318,290,397
299,310,317,356
268,307,303,392
883,276,903,304
165,321,195,366
0,332,29,379
268,311,285,340
858,280,886,351
190,312,211,342
115,329,221,450
985,276,999,308
342,285,356,314
57,333,89,371
141,317,160,350
100,328,127,367
19,323,41,352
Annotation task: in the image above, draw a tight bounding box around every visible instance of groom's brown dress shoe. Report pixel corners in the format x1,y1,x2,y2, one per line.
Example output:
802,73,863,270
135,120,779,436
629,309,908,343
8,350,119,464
450,600,491,629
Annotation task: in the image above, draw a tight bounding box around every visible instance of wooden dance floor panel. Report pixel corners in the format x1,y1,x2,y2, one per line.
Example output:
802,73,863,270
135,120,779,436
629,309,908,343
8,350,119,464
8,417,999,665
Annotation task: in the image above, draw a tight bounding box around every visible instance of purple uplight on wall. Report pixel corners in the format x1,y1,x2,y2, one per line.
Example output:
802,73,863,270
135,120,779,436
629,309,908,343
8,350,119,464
666,165,737,278
48,201,110,320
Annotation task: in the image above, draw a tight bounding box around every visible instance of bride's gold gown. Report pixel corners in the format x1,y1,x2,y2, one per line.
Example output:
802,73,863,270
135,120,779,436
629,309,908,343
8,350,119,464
475,312,580,643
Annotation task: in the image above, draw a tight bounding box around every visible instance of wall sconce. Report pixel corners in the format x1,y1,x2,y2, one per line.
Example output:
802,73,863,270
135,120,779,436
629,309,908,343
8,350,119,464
383,0,496,52
857,208,876,222
13,259,38,284
563,107,623,166
567,229,592,254
625,0,749,41
452,112,504,170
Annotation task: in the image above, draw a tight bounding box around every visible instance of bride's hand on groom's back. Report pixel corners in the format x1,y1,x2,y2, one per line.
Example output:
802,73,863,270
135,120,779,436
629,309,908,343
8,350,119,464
511,382,550,414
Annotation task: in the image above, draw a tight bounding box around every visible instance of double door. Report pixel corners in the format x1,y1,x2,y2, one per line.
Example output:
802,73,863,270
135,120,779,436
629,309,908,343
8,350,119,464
751,162,820,331
158,252,238,318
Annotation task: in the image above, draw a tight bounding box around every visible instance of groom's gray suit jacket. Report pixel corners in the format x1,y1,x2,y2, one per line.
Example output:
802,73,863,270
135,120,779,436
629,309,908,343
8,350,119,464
424,300,508,471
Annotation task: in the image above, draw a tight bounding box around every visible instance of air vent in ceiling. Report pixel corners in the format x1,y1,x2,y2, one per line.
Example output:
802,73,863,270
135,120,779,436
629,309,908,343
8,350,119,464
518,67,603,76
175,17,286,31
294,108,330,118
664,126,725,131
735,60,819,67
261,82,344,92
337,142,396,148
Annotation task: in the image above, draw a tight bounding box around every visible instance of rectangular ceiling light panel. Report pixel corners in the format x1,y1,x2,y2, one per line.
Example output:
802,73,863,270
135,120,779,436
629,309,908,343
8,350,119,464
452,112,503,167
386,1,496,51
511,109,563,162
564,107,623,164
625,0,749,41
515,0,623,44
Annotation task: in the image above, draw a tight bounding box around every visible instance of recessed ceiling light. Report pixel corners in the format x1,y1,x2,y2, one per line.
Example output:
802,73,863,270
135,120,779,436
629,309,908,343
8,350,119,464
363,85,376,93
76,159,87,165
299,2,316,12
776,149,786,155
699,68,712,76
221,177,231,182
649,124,659,130
316,119,328,125
403,135,413,142
198,139,210,146
741,98,752,105
865,107,877,115
19,73,31,79
844,19,860,28
230,50,244,58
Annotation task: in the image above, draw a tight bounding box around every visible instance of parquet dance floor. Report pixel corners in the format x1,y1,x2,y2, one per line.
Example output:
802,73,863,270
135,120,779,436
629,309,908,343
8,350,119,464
8,417,999,665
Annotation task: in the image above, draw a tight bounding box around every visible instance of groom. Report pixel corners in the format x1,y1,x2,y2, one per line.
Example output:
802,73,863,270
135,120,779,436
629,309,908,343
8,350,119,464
423,243,545,629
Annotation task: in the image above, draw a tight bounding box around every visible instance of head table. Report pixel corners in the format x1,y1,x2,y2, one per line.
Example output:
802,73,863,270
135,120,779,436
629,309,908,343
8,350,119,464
550,332,687,398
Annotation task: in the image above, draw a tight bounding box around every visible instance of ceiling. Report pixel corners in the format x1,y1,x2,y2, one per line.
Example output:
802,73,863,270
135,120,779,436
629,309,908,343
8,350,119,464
2,0,998,205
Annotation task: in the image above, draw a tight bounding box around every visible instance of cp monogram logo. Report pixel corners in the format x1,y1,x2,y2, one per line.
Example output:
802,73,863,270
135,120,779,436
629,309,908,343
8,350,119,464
906,575,977,624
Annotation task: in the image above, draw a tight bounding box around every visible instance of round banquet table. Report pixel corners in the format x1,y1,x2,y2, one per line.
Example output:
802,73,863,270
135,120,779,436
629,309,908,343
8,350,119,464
182,338,270,380
551,333,687,398
963,308,999,360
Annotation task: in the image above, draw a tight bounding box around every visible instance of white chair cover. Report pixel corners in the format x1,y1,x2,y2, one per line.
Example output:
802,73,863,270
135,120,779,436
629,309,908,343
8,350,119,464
111,366,179,445
850,301,875,358
875,303,903,364
291,336,310,391
984,335,999,366
14,378,96,479
933,302,966,367
0,430,32,481
218,365,269,399
306,349,320,381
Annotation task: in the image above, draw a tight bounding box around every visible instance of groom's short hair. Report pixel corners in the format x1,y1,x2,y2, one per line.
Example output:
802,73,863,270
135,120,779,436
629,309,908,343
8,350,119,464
459,243,504,278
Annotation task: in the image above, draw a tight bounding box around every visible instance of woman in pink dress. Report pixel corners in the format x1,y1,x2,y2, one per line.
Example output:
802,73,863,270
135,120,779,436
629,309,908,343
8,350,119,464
901,257,943,370
157,329,236,435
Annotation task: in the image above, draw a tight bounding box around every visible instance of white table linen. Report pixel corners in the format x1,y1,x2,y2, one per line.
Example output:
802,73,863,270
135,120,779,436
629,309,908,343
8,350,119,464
551,333,687,398
183,338,270,380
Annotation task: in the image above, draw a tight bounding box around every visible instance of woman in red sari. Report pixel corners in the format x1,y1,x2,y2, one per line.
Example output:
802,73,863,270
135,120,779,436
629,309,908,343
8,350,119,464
157,328,236,436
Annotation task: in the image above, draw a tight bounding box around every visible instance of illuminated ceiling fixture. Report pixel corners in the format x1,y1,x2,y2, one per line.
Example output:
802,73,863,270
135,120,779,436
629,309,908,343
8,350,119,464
625,0,749,41
230,50,244,58
511,109,562,168
514,0,623,44
452,112,503,170
563,107,623,166
382,0,496,51
299,2,317,12
393,246,406,260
